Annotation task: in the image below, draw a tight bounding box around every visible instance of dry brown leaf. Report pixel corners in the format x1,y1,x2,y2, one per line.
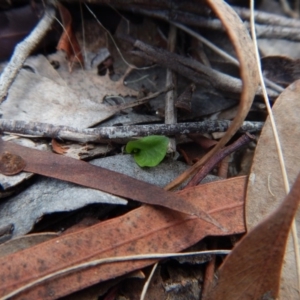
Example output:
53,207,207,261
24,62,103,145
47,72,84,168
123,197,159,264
51,141,114,160
1,60,138,128
57,3,84,67
165,0,259,190
51,139,69,155
246,79,300,299
0,177,246,299
204,172,300,300
0,139,220,227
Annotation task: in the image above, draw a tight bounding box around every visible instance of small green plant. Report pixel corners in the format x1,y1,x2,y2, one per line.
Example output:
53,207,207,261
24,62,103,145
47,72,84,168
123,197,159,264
125,135,169,167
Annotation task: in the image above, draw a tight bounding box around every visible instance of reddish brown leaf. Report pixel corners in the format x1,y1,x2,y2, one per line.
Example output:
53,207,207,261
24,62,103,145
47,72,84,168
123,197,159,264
0,151,26,175
204,173,300,300
0,176,246,299
57,3,84,66
0,139,218,228
51,139,69,155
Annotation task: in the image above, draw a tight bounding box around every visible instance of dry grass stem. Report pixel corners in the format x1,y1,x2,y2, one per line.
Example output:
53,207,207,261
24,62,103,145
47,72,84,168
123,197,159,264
250,0,300,292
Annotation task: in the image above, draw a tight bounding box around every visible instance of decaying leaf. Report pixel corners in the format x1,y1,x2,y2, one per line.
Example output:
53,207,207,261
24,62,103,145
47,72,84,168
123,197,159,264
175,83,195,113
204,172,300,300
51,139,68,155
1,69,114,128
246,80,300,299
51,140,114,160
49,51,138,102
57,3,84,66
0,177,246,299
1,55,138,128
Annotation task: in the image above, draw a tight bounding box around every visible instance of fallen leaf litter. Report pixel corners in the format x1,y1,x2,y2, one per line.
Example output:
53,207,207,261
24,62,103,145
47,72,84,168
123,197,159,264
0,0,300,299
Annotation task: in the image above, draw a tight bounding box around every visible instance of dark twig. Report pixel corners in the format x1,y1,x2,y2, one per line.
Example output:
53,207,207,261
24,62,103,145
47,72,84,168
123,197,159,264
0,120,263,143
65,0,300,41
244,21,300,42
65,0,210,16
172,22,284,94
185,133,255,188
233,6,300,27
132,40,279,98
121,6,300,42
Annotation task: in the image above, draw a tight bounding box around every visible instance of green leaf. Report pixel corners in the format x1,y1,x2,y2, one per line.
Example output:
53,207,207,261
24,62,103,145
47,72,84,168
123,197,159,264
125,135,169,167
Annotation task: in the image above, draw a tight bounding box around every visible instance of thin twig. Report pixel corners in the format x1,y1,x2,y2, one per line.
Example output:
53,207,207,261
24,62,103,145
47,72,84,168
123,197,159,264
84,3,153,70
171,22,284,94
165,25,177,153
186,133,255,188
115,84,173,110
132,40,278,98
250,0,300,292
123,6,300,42
233,6,300,27
172,22,237,64
0,120,263,143
280,0,299,18
80,3,87,63
245,21,300,41
0,250,230,300
0,6,56,103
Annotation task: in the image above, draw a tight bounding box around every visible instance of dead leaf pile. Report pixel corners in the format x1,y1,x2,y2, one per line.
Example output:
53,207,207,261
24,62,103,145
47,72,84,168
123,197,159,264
1,0,300,299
